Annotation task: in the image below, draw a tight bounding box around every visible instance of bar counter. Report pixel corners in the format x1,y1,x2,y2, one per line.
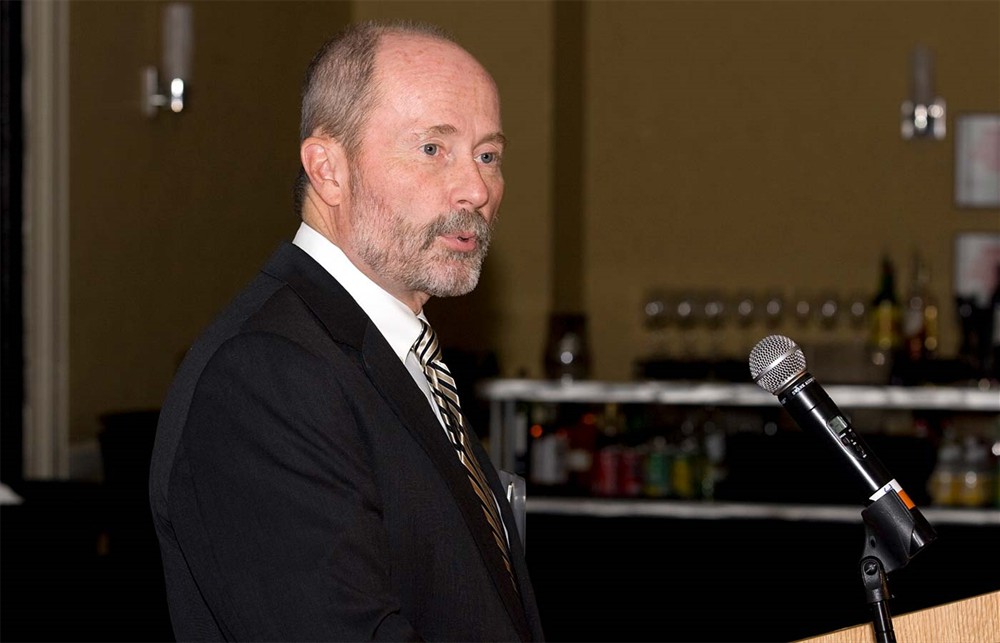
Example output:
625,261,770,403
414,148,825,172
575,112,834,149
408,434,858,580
524,498,1000,642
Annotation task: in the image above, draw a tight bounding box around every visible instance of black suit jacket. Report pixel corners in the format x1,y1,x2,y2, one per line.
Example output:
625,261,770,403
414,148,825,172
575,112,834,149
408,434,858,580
149,243,544,641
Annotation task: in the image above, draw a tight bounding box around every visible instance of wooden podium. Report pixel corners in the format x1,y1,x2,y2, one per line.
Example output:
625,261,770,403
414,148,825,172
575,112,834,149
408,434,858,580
797,590,999,643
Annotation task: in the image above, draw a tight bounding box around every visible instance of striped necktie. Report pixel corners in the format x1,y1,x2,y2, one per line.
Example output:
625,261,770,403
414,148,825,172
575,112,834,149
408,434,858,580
412,320,518,593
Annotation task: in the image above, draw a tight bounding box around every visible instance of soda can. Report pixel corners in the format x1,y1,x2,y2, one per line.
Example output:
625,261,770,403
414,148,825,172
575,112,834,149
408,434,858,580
618,447,643,497
591,446,620,497
644,447,671,498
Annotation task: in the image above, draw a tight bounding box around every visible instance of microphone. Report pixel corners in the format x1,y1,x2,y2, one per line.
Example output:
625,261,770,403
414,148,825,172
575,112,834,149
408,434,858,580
751,334,937,631
748,334,914,509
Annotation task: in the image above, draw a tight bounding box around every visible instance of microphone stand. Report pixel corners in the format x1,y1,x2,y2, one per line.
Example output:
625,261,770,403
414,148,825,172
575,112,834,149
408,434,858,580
858,490,937,643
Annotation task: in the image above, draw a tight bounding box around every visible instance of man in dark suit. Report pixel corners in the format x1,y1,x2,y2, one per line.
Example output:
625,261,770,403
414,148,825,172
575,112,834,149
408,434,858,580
148,20,544,641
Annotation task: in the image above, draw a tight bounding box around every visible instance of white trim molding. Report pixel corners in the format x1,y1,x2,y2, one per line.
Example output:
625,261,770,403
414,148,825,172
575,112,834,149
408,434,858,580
22,0,70,479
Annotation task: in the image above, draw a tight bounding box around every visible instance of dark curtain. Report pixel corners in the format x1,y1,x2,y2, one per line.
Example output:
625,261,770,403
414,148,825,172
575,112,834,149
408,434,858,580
1,0,24,484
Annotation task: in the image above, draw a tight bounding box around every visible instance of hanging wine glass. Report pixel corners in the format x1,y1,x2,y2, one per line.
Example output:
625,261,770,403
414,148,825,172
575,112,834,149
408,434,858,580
641,288,672,358
702,289,727,361
816,291,841,331
733,291,757,328
847,290,869,332
762,290,785,329
674,290,701,359
793,290,813,329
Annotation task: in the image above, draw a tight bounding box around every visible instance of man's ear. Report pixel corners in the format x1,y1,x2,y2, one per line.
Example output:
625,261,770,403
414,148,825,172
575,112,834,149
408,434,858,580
300,136,349,207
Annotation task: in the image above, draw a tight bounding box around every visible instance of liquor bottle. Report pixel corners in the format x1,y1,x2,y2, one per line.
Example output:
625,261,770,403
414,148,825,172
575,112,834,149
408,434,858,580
902,252,930,363
988,264,1000,381
900,252,940,383
564,410,598,494
927,427,961,506
869,254,901,370
699,415,727,501
606,406,645,498
543,313,591,382
671,416,701,500
958,436,994,508
643,436,672,498
527,403,569,491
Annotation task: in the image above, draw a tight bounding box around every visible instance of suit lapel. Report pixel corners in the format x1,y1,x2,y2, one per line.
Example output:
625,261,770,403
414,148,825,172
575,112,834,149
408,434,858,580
262,243,532,640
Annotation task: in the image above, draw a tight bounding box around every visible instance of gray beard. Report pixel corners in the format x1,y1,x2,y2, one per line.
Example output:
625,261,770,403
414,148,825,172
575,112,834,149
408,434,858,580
352,189,494,298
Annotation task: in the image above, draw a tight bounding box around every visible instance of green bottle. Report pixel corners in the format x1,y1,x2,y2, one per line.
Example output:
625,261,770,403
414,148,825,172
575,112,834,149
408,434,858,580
870,254,901,369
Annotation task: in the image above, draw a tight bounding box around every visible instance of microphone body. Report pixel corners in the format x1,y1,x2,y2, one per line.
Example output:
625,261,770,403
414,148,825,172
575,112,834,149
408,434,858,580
776,370,913,508
749,334,917,508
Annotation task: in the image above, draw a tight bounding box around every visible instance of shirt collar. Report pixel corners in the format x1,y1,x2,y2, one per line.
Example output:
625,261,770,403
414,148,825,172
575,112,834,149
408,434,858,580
292,222,425,363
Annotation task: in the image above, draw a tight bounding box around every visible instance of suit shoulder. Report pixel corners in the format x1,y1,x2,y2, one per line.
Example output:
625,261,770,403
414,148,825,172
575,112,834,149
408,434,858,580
151,275,339,508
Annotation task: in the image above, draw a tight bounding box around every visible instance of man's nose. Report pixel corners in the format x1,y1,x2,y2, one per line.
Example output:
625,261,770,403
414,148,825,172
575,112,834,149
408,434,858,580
449,158,491,212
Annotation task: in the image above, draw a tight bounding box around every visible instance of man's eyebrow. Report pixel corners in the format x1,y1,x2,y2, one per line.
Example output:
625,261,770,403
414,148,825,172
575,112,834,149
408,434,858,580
483,132,508,149
420,124,458,137
415,125,507,148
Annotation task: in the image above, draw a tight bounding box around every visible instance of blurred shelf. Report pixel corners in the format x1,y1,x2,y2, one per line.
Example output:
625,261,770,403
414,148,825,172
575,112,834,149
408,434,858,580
478,379,1000,412
526,496,1000,526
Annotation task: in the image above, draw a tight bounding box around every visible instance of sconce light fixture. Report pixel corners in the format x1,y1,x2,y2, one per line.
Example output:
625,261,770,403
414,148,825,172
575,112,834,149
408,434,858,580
143,3,193,118
900,44,945,140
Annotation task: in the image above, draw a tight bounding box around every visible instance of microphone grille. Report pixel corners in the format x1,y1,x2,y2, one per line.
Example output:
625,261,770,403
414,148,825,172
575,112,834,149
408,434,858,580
749,335,807,394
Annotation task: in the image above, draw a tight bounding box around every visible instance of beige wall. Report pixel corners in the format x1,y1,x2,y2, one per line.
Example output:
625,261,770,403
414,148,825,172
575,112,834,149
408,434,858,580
65,0,997,443
68,1,352,441
584,0,1000,379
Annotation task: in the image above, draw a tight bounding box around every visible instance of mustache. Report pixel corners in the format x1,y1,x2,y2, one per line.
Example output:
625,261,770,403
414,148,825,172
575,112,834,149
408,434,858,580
421,210,493,249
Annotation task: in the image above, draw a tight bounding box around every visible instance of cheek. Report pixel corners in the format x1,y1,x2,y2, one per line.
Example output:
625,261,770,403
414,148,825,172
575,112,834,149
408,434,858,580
487,177,505,213
359,165,413,210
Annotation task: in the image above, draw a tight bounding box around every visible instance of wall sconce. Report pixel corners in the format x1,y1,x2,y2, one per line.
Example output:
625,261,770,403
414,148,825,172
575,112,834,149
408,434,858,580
900,44,945,140
142,3,193,118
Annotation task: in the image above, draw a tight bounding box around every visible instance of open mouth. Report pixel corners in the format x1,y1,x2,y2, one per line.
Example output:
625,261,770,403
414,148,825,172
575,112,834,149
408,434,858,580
441,233,478,252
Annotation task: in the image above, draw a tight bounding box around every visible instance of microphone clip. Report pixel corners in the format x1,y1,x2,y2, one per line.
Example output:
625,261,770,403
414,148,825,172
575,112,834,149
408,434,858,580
857,489,938,643
860,489,937,574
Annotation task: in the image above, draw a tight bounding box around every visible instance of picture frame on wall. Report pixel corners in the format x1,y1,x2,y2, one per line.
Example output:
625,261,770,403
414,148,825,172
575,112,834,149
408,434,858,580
954,112,1000,208
954,231,1000,305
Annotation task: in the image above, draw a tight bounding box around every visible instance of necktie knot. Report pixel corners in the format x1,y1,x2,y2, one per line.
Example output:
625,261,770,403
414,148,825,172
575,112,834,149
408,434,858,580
413,320,442,368
413,320,461,431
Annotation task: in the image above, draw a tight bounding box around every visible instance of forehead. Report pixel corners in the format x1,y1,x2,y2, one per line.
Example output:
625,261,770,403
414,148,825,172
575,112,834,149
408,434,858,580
376,33,490,83
370,33,502,130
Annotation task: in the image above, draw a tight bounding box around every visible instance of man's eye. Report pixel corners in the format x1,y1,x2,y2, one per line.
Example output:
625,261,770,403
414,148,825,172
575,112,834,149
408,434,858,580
479,152,498,164
422,143,439,156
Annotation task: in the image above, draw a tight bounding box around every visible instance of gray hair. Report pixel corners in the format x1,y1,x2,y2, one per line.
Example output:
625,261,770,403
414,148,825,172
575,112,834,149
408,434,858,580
293,20,457,216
